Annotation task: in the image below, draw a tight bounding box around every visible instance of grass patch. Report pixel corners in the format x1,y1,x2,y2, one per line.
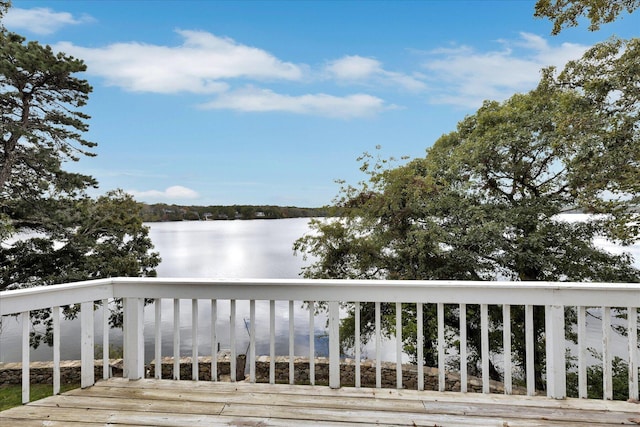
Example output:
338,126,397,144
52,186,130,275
0,383,80,411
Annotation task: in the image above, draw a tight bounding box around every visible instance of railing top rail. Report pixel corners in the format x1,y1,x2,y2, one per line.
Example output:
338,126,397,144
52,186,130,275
112,277,640,307
1,277,638,316
110,276,640,291
0,279,113,315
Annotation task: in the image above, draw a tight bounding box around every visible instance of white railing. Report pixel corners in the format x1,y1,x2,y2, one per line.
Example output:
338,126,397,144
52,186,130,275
1,278,638,404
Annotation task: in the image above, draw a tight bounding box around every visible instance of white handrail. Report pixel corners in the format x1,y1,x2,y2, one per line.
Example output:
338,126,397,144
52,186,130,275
4,278,638,315
1,277,639,405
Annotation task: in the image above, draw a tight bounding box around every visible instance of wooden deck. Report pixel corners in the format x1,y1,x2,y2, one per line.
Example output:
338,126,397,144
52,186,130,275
1,377,639,426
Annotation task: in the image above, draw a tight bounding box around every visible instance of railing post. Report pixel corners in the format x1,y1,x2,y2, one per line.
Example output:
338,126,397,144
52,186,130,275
525,305,535,396
354,302,360,388
578,306,587,398
102,299,110,380
503,304,512,395
211,299,217,382
192,299,199,381
328,301,340,389
230,299,236,382
173,299,180,380
123,297,144,380
545,305,566,399
154,299,162,379
21,311,30,404
629,306,639,401
52,306,61,395
80,302,95,388
480,303,489,394
375,302,381,388
309,300,316,386
249,299,256,383
396,302,403,389
289,300,295,385
438,302,446,392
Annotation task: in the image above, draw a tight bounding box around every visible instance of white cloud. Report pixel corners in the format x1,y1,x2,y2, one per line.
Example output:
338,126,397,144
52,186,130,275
45,29,409,118
326,55,426,92
422,33,588,108
55,30,303,94
128,186,199,201
199,87,390,118
327,55,382,80
4,7,92,35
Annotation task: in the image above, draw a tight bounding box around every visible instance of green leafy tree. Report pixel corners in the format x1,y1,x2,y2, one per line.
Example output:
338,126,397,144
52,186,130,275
1,5,160,344
567,354,638,399
1,190,160,289
535,0,640,34
295,39,639,390
0,22,96,199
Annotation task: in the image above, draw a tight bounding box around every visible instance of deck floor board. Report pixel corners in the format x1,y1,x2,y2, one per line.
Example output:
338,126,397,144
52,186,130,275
1,378,638,426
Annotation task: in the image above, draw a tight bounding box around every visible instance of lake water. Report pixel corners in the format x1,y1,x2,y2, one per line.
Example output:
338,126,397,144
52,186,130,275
1,216,638,368
1,218,328,364
150,218,312,279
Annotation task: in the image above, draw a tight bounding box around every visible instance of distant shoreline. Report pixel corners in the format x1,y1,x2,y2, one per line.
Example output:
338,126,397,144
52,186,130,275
140,203,329,222
140,203,637,223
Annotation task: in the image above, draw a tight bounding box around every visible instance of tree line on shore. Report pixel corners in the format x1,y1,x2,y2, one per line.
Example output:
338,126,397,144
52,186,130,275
140,204,328,222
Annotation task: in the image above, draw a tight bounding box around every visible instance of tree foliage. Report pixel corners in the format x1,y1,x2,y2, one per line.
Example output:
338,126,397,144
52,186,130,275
0,30,96,197
295,38,639,388
1,190,160,289
0,6,160,344
297,38,640,281
535,0,640,34
1,8,97,250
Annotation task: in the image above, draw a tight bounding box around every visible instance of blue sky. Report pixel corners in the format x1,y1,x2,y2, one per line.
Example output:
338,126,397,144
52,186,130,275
4,1,639,207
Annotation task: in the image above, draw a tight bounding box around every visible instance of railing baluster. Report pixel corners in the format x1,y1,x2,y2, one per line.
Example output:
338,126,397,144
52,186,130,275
417,302,424,391
80,301,95,388
250,300,256,383
355,302,360,388
173,299,180,380
503,304,512,395
155,298,162,379
102,299,109,380
375,301,381,389
438,302,445,392
329,301,340,389
459,303,466,393
525,304,535,396
309,300,315,386
629,306,638,401
396,302,402,389
192,299,199,381
603,306,612,400
270,300,275,384
481,303,489,394
230,299,236,382
578,306,587,398
289,300,295,385
53,306,60,395
22,311,30,404
211,299,217,382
